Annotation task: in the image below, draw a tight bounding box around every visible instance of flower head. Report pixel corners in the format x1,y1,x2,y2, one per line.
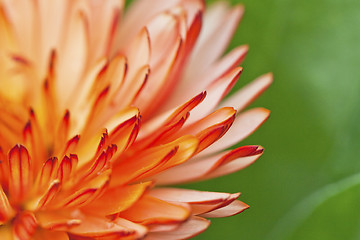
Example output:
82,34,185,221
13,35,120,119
0,0,272,239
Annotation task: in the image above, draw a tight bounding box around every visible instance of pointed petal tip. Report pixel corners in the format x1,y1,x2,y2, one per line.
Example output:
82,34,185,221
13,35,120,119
261,72,274,83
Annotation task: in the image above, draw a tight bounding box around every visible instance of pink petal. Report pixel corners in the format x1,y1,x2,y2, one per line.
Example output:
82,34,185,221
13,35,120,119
116,0,203,49
219,73,273,111
134,13,182,116
56,9,88,108
201,150,264,181
149,188,241,215
146,216,210,240
186,67,242,124
154,146,263,185
200,200,249,218
185,3,244,77
149,188,232,204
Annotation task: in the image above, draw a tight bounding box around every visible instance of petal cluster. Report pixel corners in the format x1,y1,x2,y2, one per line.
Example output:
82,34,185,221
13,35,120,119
0,0,271,239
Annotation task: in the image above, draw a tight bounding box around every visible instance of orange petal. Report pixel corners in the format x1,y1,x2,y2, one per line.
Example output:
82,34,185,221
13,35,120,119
8,145,32,202
0,184,15,223
84,181,153,216
108,114,140,158
67,215,147,239
35,180,61,210
33,229,69,240
199,108,270,156
0,147,9,189
53,171,110,209
0,225,13,240
12,212,37,240
111,136,198,186
53,110,70,156
146,216,210,240
26,110,47,172
138,136,199,180
36,210,81,231
119,195,190,225
37,157,59,193
62,135,80,157
137,91,205,144
175,107,236,153
78,150,109,183
110,147,176,187
57,155,78,183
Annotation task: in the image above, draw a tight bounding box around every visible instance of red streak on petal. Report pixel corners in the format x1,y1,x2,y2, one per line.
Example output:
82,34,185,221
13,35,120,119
38,157,58,192
63,188,97,208
211,145,264,171
82,151,107,181
63,135,80,156
8,145,32,202
37,180,61,210
168,91,206,124
57,156,72,183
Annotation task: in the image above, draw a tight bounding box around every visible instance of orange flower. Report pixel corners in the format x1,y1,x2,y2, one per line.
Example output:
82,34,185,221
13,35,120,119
0,0,272,239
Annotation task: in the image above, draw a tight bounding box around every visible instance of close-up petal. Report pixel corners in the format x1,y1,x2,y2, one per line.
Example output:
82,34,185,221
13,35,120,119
0,0,271,239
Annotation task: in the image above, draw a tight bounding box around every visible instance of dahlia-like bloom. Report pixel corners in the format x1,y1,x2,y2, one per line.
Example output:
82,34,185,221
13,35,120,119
0,0,271,239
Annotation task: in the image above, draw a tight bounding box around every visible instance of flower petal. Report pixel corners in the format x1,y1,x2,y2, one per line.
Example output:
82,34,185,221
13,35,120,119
199,200,249,218
68,215,147,239
12,212,37,240
187,3,244,73
84,181,153,216
33,229,69,240
111,135,198,186
154,145,263,185
199,107,270,156
36,210,81,231
119,195,190,225
186,67,242,124
8,144,32,202
146,216,210,240
149,188,241,215
0,184,15,223
219,73,273,111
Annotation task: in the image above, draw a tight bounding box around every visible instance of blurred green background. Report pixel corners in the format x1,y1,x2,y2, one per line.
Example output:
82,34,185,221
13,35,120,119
189,0,360,239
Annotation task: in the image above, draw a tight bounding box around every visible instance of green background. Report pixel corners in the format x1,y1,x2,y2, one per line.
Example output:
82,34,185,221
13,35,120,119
188,0,360,239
